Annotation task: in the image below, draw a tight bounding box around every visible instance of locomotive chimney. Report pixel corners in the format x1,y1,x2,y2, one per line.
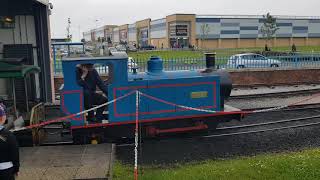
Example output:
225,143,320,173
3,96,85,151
204,52,216,69
147,56,163,74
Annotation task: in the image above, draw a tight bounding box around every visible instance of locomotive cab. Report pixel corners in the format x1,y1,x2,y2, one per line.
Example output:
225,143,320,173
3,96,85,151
60,56,129,126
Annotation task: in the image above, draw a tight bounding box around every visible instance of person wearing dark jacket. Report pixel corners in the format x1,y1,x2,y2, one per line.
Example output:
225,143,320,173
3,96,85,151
76,64,108,122
0,103,19,180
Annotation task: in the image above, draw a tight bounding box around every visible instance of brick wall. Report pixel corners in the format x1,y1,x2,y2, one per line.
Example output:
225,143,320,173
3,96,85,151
229,68,320,87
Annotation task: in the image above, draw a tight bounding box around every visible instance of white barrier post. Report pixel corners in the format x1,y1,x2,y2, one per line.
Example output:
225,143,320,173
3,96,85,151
134,91,140,180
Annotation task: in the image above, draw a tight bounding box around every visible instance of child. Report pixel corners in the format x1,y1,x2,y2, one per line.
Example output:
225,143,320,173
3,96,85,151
0,103,19,180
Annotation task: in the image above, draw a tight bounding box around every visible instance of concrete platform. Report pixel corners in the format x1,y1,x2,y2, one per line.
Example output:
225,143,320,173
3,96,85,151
227,84,320,110
227,93,320,110
17,144,115,180
231,84,320,97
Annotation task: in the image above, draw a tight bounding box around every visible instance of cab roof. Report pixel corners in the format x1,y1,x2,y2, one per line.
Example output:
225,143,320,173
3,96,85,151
62,56,128,62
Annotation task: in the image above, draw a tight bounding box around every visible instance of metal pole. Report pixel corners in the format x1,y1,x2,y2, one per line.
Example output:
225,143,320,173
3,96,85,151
24,76,29,112
68,45,71,56
83,44,85,54
53,45,56,74
12,78,17,118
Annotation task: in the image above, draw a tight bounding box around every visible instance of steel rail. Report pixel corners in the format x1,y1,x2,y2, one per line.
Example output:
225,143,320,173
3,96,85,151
217,114,320,131
204,120,320,138
242,103,320,113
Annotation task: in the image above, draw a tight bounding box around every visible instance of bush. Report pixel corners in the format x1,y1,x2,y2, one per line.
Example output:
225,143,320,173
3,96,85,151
251,51,297,57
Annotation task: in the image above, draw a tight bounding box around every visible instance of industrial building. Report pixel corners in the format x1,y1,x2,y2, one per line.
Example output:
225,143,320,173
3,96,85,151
83,25,117,43
0,0,53,102
84,14,320,49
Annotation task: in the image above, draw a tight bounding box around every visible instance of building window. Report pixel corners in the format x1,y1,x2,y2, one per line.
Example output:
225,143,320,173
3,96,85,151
139,28,149,46
140,29,148,39
120,30,128,42
169,23,189,37
169,22,190,48
176,25,188,36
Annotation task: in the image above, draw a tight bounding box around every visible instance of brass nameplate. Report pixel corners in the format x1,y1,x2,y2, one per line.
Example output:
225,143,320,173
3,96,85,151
191,91,208,99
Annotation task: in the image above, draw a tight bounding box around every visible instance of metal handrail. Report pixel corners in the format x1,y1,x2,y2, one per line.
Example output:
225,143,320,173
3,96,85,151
29,103,45,146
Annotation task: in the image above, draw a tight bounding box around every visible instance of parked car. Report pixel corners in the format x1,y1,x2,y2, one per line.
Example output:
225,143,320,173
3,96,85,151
115,45,127,52
60,50,69,57
227,53,281,68
127,44,137,52
108,47,118,53
108,47,127,56
93,57,138,74
139,45,155,50
128,57,138,72
110,51,127,57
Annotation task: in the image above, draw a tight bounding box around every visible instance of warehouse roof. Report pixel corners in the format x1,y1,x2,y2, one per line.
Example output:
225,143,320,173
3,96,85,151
196,15,320,20
34,0,49,5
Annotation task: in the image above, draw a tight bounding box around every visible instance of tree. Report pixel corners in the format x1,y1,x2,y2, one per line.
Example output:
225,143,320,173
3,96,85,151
292,44,297,52
260,13,279,50
137,29,141,48
200,24,210,41
200,24,210,49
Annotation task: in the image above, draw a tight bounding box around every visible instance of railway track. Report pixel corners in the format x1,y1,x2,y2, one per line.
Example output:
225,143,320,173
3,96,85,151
199,104,320,139
116,105,320,164
115,104,320,146
242,102,320,112
205,113,320,138
36,101,320,146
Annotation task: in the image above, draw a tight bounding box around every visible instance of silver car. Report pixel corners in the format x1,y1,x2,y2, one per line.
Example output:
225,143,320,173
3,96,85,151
115,45,127,52
227,53,281,68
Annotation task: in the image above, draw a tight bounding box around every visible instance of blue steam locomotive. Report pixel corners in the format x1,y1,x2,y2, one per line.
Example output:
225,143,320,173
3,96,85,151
60,54,243,143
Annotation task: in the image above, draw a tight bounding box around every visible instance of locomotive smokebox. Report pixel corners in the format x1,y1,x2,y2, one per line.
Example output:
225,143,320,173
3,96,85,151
204,52,216,69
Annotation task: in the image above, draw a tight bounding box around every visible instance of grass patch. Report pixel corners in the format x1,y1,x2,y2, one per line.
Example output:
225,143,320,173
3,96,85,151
113,148,320,180
128,46,320,61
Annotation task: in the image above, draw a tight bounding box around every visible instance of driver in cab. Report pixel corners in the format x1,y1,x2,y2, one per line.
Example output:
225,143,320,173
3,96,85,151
76,64,108,123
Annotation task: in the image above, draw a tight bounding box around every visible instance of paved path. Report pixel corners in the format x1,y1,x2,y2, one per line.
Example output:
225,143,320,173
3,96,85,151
18,144,114,180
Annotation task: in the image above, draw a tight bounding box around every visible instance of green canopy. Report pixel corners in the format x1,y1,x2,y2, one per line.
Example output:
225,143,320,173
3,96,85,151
0,61,40,78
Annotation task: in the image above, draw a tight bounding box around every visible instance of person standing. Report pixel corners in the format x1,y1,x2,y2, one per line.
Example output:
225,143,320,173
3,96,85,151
0,103,20,180
76,64,108,123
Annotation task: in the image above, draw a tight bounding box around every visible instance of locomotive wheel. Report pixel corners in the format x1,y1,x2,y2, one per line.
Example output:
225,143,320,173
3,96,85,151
206,121,219,132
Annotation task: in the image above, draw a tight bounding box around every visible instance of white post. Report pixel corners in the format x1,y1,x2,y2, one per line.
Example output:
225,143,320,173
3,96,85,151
134,91,140,180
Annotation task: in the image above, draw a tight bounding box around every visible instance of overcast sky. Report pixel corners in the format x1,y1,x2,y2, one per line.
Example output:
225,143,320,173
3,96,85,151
50,0,320,41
